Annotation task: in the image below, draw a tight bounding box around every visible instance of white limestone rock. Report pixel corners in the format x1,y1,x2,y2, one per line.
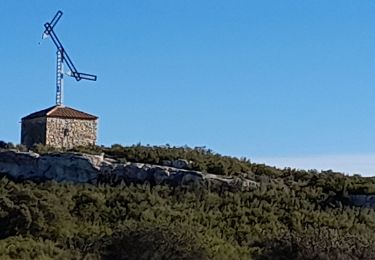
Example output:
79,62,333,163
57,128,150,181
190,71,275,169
0,150,258,191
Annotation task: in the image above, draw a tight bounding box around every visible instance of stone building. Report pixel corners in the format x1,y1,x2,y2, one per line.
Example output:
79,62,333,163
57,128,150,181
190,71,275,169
21,105,98,149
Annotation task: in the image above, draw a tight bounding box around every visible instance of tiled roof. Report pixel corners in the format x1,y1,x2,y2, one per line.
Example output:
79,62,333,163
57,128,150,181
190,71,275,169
22,105,98,120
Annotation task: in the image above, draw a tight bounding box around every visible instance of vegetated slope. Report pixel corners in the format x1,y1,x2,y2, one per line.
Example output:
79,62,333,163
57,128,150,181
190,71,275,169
0,143,375,259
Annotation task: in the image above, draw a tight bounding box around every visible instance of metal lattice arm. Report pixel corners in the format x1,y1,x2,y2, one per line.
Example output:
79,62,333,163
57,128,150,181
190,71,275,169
43,11,97,82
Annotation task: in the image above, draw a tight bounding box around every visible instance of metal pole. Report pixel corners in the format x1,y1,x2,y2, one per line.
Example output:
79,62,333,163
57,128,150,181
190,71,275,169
56,48,64,105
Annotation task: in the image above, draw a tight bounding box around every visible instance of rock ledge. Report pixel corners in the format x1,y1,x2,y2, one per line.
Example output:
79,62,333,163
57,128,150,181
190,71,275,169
0,150,258,191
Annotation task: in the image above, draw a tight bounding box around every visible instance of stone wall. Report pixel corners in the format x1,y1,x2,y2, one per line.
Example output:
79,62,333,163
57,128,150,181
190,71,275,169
21,117,47,148
46,118,97,149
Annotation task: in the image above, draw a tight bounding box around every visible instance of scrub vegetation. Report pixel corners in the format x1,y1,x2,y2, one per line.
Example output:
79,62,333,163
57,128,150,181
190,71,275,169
0,142,375,259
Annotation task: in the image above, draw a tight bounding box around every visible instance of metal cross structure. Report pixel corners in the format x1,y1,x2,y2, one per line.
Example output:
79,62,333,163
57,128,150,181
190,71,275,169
42,10,97,106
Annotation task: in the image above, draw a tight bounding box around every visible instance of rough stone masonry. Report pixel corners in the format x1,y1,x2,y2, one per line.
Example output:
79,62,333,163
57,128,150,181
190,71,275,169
46,118,97,148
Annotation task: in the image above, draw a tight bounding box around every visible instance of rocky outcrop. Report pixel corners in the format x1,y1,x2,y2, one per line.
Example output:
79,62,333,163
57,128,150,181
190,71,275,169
0,150,258,191
162,159,193,170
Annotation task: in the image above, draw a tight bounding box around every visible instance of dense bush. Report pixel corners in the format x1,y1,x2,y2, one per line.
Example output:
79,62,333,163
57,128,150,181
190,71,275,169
0,144,375,259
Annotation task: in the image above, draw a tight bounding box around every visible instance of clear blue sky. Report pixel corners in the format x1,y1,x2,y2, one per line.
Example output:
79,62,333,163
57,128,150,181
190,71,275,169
1,1,375,175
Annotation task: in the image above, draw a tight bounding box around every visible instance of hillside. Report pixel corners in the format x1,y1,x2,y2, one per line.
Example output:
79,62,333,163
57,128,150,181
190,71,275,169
0,142,375,259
